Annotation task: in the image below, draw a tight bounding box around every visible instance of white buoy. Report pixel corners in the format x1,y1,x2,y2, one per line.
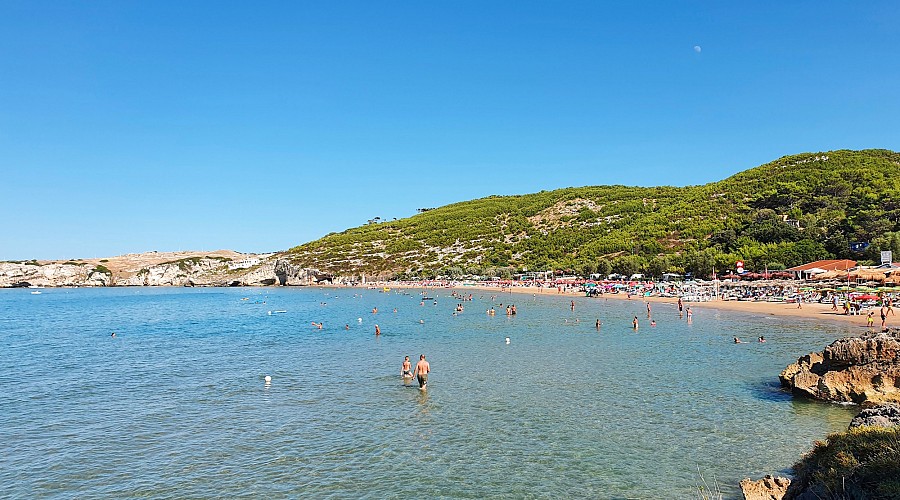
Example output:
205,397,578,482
268,311,272,316
358,317,362,323
264,375,272,383
505,337,510,344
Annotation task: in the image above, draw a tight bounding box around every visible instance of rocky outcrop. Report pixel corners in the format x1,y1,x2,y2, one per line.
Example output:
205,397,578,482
739,475,790,500
118,258,234,286
779,330,900,404
1,253,335,288
273,259,333,286
233,260,279,286
848,403,900,429
0,262,104,287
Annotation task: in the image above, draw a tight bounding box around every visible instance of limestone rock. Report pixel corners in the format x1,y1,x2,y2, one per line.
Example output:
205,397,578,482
1,252,332,288
739,475,790,500
0,262,94,287
780,330,900,404
848,403,900,429
271,259,332,286
235,261,279,286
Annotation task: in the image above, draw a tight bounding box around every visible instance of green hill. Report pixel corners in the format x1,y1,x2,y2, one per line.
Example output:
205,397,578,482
286,149,900,279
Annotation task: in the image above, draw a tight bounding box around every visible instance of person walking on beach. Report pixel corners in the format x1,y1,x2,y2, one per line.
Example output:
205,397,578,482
413,354,430,390
867,311,874,328
881,306,887,328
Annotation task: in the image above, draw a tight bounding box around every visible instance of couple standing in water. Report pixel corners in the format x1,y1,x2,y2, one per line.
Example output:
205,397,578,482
401,354,431,390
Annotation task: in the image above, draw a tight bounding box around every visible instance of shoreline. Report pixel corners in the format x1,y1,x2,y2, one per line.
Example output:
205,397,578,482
371,282,885,331
10,281,886,330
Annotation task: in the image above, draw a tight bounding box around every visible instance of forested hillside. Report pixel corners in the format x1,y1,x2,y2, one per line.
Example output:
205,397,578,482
286,149,900,279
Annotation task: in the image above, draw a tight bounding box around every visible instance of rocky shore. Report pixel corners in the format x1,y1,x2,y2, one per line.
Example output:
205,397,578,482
0,251,334,288
739,330,900,499
779,329,900,404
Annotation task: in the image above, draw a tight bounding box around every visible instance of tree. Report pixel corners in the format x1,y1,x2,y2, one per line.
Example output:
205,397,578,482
647,255,670,279
445,266,464,279
596,259,612,277
612,255,645,277
579,262,596,278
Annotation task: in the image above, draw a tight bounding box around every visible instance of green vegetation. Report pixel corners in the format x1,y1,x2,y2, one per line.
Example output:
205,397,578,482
285,149,900,278
789,426,900,499
3,260,43,266
93,264,112,275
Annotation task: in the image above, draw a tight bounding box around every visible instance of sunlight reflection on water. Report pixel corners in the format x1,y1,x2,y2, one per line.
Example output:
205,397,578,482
0,287,859,497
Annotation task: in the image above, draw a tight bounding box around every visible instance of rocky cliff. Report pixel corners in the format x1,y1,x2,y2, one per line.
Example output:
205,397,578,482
0,262,112,287
0,251,333,288
780,329,900,404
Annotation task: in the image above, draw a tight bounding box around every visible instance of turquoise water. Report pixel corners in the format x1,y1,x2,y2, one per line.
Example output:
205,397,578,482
1,287,858,498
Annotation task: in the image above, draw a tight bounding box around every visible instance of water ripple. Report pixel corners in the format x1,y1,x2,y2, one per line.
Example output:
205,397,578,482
0,288,858,498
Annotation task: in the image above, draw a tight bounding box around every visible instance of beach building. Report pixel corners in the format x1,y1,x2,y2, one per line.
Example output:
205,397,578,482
229,257,261,270
785,259,856,280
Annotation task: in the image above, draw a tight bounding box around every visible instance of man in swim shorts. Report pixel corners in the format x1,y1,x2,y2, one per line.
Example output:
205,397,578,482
401,356,412,378
413,354,430,390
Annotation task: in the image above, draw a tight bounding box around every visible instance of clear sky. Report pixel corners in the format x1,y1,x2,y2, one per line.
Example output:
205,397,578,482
2,1,898,260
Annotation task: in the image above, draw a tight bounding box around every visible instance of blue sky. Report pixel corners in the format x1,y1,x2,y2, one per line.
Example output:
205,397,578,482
2,1,898,260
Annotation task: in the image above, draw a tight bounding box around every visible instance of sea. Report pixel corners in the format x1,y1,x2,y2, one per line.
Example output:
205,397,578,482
0,287,859,499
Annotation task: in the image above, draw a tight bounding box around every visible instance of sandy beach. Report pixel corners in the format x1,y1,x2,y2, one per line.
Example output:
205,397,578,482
383,283,891,331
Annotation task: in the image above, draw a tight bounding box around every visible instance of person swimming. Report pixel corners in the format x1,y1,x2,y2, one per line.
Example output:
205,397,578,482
758,336,766,342
734,337,743,344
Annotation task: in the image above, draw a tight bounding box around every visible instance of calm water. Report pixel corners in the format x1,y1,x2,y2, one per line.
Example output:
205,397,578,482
1,287,858,499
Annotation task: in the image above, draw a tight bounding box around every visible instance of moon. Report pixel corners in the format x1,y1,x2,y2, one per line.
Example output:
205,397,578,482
693,45,702,53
